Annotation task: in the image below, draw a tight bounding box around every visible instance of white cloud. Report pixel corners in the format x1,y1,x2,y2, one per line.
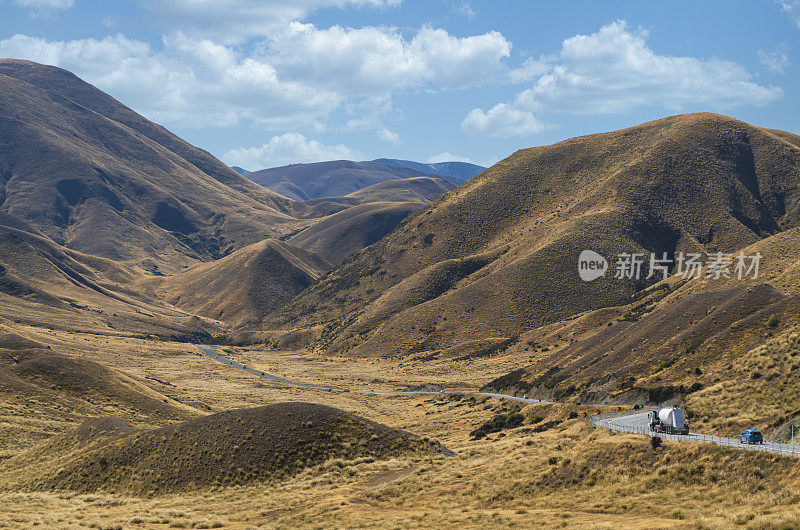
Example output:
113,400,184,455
0,21,512,134
463,21,783,137
343,96,398,133
14,0,73,10
133,0,402,43
378,128,401,144
451,1,475,19
462,104,552,138
758,45,790,73
264,23,512,94
506,56,551,84
779,0,800,28
0,33,340,129
222,133,361,169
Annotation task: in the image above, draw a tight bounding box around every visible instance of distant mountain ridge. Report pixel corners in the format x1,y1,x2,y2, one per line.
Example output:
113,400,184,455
374,159,485,183
243,159,483,201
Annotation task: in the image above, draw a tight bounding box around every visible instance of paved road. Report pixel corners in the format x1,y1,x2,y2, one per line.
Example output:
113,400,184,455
197,345,335,390
593,410,800,457
198,345,800,458
196,344,550,404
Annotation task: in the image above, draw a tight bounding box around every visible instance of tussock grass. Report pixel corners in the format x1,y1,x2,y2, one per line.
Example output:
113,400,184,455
688,326,800,437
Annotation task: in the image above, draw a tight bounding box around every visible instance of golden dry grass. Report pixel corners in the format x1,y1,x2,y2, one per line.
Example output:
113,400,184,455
3,414,800,529
1,321,799,528
688,326,800,436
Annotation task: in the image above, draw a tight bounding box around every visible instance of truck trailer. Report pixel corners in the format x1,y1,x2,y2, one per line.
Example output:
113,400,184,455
649,407,689,435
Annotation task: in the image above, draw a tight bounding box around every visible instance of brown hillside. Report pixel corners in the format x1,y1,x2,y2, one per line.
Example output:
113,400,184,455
5,402,446,494
288,201,423,265
0,224,221,337
0,333,193,460
478,223,800,406
266,113,800,357
0,59,305,271
5,352,194,420
157,239,332,325
0,59,290,207
345,176,457,204
0,334,193,421
482,281,800,398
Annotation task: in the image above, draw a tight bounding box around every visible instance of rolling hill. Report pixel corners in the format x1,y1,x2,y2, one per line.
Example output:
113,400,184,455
158,201,430,324
288,201,424,265
264,113,800,361
156,239,332,325
0,334,194,446
0,223,221,337
345,177,457,204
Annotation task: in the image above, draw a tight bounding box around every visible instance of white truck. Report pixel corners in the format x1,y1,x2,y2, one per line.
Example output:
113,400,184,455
649,407,689,435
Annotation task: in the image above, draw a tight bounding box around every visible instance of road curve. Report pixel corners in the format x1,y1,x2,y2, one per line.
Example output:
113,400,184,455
198,345,800,458
592,410,800,457
196,344,550,404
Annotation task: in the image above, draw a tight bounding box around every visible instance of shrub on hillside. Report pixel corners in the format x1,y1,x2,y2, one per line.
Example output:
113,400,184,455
470,411,525,439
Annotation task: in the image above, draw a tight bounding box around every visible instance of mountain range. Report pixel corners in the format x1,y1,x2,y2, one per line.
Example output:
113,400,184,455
258,112,800,404
0,59,472,328
3,59,800,410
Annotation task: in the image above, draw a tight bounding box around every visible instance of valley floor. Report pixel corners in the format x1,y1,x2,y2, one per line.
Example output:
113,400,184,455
2,326,800,529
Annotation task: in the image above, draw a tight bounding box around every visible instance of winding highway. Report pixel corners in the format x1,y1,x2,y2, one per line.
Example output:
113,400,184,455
592,410,800,457
196,344,550,404
197,344,800,458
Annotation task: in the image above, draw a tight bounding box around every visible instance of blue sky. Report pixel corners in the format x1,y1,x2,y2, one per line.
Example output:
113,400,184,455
1,0,798,170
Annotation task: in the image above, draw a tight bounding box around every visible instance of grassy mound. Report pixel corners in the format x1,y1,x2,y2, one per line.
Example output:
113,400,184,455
20,402,446,494
288,201,422,265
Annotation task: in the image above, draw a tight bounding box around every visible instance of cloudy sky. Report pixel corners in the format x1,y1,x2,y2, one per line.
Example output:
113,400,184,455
1,0,798,170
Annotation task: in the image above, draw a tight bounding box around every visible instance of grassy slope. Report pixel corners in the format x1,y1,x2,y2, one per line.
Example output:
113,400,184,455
156,239,332,325
0,60,306,271
0,333,195,458
345,177,457,204
1,400,799,528
288,201,423,265
0,224,227,338
1,402,444,495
